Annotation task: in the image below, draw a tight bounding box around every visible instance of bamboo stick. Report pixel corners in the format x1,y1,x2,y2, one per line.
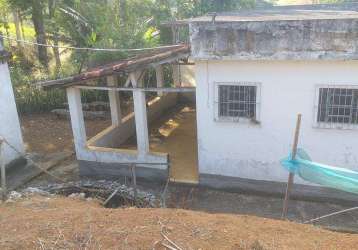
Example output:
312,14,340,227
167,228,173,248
282,114,302,218
304,206,358,224
131,164,137,201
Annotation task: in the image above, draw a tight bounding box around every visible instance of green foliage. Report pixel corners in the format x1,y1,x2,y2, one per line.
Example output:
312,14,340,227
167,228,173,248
9,54,109,114
171,0,256,19
9,51,66,113
0,23,35,38
10,67,67,114
3,0,257,113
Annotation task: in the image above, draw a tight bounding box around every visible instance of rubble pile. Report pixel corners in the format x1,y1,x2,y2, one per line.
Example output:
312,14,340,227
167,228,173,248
12,180,157,208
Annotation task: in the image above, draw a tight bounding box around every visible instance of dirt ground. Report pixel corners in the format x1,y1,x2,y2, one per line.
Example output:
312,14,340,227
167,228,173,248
20,107,199,184
20,113,111,154
16,108,358,249
1,195,358,250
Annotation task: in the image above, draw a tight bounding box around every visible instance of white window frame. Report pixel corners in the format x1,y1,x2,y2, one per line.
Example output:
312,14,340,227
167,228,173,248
214,81,261,124
313,84,358,130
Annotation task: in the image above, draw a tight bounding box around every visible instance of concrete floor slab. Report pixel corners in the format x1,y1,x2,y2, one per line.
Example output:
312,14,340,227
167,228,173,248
149,106,199,184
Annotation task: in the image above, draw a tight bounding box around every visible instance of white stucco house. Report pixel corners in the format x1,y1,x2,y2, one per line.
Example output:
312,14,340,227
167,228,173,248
190,9,358,188
41,6,358,200
0,40,25,167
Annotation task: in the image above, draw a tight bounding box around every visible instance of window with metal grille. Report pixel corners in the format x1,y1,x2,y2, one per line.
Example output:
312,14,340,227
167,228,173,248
316,87,358,128
218,84,257,120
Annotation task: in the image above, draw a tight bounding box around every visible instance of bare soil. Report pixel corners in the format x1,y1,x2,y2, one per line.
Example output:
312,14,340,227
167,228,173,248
20,113,110,154
16,109,358,249
1,195,358,250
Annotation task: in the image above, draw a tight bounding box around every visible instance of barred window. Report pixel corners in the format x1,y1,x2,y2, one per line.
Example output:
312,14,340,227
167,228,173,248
317,87,358,127
218,85,257,120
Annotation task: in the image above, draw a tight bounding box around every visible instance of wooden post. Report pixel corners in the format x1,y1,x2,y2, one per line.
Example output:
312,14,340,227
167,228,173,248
0,138,6,201
282,114,302,219
131,164,137,201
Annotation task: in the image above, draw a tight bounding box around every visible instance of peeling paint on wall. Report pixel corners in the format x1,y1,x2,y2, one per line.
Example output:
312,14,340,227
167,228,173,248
190,19,358,60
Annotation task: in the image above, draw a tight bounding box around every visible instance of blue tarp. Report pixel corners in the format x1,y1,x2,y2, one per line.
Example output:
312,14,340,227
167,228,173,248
281,149,358,194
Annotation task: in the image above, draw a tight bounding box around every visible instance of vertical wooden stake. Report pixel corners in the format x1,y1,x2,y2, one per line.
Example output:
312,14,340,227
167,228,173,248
0,139,7,201
131,164,137,201
282,114,302,219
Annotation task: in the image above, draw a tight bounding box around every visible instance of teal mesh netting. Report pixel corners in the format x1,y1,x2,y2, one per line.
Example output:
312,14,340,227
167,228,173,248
281,149,358,194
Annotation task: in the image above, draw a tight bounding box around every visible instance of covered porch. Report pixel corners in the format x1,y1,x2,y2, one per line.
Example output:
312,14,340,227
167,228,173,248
40,45,198,184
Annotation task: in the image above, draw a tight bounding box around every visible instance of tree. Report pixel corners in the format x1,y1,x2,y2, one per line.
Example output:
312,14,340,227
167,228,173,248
0,0,12,46
119,0,127,25
48,0,61,73
12,9,23,49
9,0,49,67
31,0,48,67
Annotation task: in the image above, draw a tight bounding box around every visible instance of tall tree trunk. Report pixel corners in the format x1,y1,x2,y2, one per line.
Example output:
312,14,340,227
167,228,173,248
12,10,23,49
48,0,61,74
53,31,61,74
107,0,116,6
3,14,11,46
214,0,225,12
31,0,48,68
19,14,26,40
119,0,126,26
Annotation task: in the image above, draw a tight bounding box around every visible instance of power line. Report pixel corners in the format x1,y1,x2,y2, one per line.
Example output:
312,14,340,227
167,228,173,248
0,34,183,52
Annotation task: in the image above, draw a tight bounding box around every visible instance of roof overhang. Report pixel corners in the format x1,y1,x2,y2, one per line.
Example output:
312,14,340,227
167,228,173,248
40,44,190,90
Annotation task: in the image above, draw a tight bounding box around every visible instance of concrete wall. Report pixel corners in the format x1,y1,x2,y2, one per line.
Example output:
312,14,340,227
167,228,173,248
0,55,24,166
180,65,196,87
67,87,178,176
190,17,358,60
195,60,358,185
178,64,196,103
89,93,178,148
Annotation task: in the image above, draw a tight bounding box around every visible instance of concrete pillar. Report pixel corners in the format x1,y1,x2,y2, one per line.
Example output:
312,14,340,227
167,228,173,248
136,70,144,87
155,65,164,96
0,40,24,166
107,75,122,126
130,72,149,156
172,64,181,87
67,87,87,157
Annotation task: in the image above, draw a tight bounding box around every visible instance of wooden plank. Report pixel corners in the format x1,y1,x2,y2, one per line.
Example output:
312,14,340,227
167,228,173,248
282,114,302,219
131,164,137,200
103,187,120,207
75,85,196,93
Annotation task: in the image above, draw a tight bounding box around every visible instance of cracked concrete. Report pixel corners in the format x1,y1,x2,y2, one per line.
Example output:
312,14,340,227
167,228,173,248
189,9,358,60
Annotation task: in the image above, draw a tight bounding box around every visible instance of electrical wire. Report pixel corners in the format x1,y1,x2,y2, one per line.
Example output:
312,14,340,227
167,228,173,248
0,34,183,52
